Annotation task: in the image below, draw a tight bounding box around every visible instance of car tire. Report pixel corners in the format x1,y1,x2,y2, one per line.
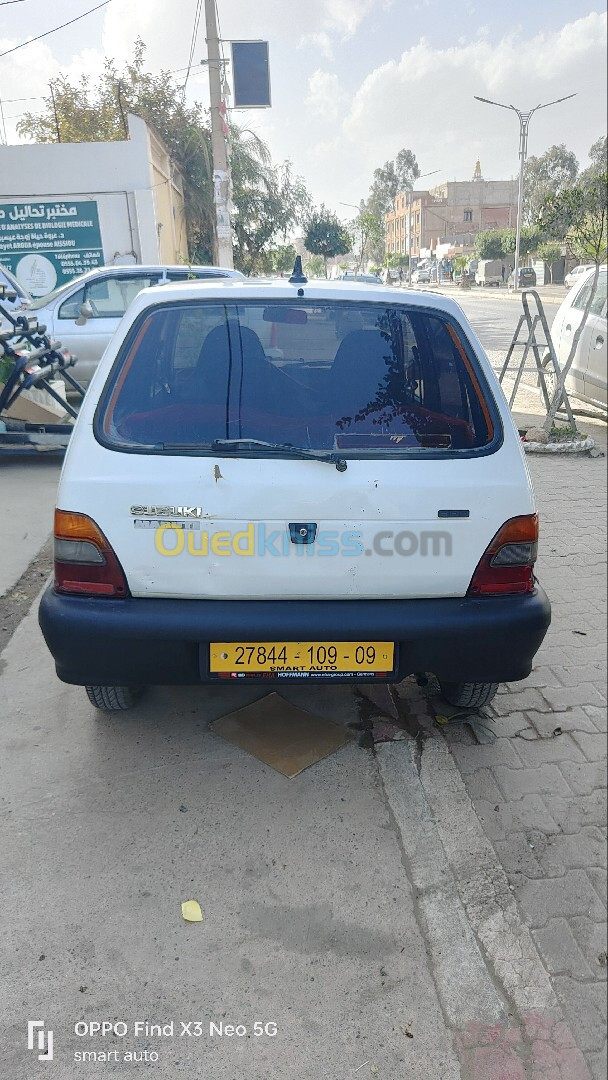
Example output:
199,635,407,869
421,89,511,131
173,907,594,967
439,680,499,708
85,685,143,711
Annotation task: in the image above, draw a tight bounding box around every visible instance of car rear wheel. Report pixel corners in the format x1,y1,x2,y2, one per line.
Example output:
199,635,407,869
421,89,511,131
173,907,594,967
85,685,143,711
439,681,499,709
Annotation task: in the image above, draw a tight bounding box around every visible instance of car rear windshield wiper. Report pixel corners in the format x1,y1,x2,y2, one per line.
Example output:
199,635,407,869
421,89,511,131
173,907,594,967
210,438,348,471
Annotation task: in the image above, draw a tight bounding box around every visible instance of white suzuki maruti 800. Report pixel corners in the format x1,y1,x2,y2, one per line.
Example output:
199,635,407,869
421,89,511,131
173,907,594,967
40,264,550,711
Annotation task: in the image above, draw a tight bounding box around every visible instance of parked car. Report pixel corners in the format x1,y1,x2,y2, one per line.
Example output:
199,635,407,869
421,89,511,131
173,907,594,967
411,267,430,284
475,260,503,287
39,274,550,712
340,272,382,284
564,264,594,290
540,265,607,410
28,264,245,385
0,263,32,330
508,266,537,288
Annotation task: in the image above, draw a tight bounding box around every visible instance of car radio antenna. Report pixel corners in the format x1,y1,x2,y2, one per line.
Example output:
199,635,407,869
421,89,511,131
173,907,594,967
289,256,308,285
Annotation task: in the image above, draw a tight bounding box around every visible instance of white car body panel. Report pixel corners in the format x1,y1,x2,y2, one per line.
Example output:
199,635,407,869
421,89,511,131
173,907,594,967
552,267,607,409
58,280,535,602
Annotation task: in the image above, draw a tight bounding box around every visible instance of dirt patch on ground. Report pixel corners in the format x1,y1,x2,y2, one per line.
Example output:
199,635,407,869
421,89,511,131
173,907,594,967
0,537,52,659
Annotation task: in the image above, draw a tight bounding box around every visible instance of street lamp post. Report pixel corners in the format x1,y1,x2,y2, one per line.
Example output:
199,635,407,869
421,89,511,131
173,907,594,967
474,93,575,290
406,170,439,286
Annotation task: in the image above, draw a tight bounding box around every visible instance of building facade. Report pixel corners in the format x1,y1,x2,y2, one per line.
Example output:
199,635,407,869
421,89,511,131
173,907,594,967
0,114,187,296
385,163,518,261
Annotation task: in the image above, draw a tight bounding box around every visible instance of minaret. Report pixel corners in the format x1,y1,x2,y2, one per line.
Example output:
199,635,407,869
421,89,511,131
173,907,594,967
472,159,483,182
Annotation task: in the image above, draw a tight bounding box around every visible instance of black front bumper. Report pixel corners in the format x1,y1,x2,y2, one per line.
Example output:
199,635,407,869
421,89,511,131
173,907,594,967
39,587,551,687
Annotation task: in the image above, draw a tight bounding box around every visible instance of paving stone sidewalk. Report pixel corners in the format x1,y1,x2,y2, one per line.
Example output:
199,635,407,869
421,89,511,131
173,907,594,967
441,446,607,1078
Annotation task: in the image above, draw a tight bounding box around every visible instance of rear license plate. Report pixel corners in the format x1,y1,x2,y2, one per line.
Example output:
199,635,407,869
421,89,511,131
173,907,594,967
209,641,395,679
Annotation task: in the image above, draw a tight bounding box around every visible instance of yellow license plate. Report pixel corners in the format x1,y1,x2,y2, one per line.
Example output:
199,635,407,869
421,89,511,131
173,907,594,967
209,641,395,679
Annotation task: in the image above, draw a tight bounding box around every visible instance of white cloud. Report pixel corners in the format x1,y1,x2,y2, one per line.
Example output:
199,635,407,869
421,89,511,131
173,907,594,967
305,70,348,122
335,11,607,204
298,32,335,61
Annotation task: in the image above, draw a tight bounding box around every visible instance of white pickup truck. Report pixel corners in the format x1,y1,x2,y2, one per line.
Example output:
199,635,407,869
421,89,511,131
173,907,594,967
475,260,503,287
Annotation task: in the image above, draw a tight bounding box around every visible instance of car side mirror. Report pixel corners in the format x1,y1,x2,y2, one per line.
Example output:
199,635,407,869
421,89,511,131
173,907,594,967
76,301,94,325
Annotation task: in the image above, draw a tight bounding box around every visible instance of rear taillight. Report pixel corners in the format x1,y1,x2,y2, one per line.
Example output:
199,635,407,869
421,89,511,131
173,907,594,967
54,510,128,597
467,514,539,596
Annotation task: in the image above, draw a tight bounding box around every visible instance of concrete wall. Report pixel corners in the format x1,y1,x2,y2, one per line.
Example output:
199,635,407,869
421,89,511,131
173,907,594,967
0,115,187,272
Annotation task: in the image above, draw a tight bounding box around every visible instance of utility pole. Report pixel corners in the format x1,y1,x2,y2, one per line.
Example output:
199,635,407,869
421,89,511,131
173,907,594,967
204,0,234,268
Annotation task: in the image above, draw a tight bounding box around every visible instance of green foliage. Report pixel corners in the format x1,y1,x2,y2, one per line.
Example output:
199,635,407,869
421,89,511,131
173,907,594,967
17,39,311,272
384,252,409,269
350,211,384,271
498,226,541,258
523,144,579,226
537,241,562,283
231,155,311,275
304,255,327,278
537,173,608,264
579,135,608,188
360,147,421,266
304,207,351,274
367,149,421,217
475,229,506,260
268,244,297,275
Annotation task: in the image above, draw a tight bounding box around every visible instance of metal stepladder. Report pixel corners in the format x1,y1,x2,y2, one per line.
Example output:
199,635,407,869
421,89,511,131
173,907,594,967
498,288,577,429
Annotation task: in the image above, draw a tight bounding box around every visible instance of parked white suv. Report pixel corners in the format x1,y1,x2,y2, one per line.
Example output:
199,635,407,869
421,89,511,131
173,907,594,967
39,272,550,711
28,263,245,385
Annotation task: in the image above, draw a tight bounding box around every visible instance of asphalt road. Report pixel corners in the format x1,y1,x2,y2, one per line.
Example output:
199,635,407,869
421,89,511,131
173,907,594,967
446,289,558,356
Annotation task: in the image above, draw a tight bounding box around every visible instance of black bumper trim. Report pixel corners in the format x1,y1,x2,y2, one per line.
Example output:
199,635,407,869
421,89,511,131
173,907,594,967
39,587,551,687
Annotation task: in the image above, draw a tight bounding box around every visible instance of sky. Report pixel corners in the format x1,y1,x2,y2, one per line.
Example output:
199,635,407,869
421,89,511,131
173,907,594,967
1,0,606,219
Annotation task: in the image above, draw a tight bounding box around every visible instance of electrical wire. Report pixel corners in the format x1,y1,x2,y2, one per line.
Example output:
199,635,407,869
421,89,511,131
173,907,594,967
182,0,203,94
0,1,33,6
0,0,114,60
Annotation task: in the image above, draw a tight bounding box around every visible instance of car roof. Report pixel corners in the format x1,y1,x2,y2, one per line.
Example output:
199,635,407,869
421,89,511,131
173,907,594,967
117,276,469,318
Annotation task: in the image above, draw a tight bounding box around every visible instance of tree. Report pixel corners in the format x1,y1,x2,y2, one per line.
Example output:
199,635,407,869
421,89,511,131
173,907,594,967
17,40,311,272
523,144,579,226
367,149,421,217
362,147,421,266
536,241,562,283
537,172,608,430
579,135,607,188
475,229,506,260
499,226,541,259
231,152,311,275
384,252,409,270
19,41,217,261
350,212,385,272
304,255,326,279
304,207,351,276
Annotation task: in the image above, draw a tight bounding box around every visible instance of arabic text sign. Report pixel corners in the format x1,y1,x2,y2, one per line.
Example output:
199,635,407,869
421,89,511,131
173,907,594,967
0,200,104,295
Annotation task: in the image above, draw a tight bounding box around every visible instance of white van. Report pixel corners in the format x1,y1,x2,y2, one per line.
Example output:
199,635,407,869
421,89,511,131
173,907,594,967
39,274,550,711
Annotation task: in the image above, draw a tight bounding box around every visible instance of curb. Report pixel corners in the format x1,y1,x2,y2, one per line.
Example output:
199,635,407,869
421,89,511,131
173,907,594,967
523,437,596,454
377,739,592,1079
418,286,564,306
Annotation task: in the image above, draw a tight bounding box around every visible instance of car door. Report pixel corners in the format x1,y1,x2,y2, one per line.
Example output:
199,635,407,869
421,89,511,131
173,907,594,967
55,272,161,383
583,277,607,406
557,278,594,399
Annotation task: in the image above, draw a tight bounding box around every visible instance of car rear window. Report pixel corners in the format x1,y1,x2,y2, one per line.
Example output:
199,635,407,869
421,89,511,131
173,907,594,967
97,301,497,455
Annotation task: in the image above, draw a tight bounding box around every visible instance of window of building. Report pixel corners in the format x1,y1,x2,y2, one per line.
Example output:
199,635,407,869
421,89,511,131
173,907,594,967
464,209,473,223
